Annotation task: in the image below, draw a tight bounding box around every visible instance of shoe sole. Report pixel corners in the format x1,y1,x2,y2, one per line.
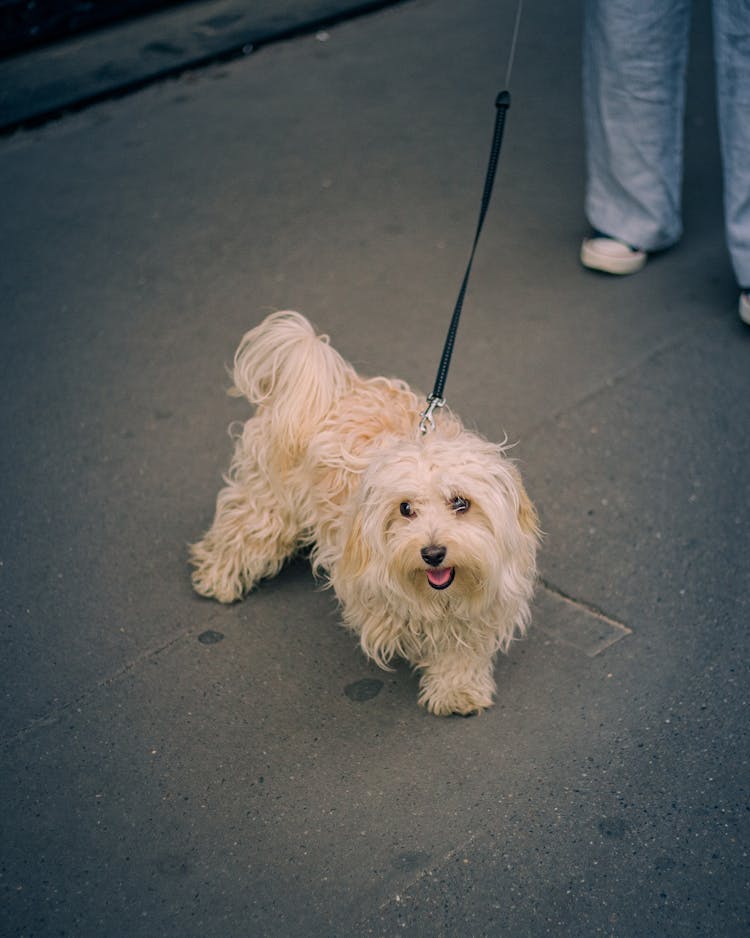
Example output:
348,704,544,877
580,240,647,276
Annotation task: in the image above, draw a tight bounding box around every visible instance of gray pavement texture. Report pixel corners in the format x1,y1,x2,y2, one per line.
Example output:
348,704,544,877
1,0,749,936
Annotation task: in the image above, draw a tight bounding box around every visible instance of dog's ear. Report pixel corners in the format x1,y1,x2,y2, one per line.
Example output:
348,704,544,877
502,461,541,541
337,512,373,581
517,483,541,540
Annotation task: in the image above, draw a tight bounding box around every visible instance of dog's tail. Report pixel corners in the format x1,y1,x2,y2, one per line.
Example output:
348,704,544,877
230,310,355,455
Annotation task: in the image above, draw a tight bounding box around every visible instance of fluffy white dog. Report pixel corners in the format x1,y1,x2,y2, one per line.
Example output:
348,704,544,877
190,312,539,716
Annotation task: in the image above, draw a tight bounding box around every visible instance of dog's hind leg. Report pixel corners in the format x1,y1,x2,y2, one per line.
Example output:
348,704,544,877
190,421,301,603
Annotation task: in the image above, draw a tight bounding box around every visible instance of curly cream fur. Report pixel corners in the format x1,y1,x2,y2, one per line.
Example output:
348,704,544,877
190,311,540,716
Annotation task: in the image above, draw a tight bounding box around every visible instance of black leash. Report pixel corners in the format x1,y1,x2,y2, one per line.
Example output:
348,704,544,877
418,1,523,434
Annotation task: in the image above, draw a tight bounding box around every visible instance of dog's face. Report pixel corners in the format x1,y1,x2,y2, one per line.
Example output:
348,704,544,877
342,433,538,621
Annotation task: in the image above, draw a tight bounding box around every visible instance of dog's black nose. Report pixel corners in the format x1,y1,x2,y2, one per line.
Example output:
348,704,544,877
421,545,447,567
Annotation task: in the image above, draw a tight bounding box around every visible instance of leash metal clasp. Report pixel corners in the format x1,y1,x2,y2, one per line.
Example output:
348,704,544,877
418,395,445,435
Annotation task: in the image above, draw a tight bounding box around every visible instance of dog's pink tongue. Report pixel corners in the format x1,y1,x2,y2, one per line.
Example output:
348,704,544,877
427,567,453,588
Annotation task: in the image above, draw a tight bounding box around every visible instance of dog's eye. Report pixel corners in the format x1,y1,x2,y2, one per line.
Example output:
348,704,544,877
399,501,416,518
450,495,470,514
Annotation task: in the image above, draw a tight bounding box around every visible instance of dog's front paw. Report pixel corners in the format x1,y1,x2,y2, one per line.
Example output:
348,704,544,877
189,537,249,603
417,664,495,717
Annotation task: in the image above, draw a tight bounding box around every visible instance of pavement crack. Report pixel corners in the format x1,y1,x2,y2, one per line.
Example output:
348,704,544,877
372,831,482,919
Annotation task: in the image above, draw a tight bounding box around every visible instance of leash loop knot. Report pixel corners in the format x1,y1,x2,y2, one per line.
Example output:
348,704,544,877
495,90,511,110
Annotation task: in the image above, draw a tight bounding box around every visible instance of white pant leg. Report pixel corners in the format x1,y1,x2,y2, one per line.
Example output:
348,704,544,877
713,0,750,287
583,0,693,251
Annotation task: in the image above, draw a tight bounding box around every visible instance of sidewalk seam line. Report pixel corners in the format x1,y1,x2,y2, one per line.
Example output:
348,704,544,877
0,615,220,748
538,577,631,632
520,321,701,444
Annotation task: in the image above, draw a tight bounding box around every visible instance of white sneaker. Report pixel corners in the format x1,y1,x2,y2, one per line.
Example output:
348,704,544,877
581,235,647,275
740,291,750,325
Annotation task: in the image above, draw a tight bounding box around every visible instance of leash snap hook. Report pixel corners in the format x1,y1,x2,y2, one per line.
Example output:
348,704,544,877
419,395,445,435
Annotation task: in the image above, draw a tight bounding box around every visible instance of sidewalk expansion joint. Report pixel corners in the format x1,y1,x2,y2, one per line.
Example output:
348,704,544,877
534,578,632,657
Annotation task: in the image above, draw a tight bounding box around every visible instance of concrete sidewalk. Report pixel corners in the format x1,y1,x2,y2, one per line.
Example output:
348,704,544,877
1,0,748,935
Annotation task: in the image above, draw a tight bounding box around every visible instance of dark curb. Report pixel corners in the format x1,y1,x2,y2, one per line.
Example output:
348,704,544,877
0,0,410,134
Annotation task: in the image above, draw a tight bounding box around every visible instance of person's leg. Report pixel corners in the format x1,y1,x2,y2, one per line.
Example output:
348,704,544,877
712,0,750,301
583,0,693,253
